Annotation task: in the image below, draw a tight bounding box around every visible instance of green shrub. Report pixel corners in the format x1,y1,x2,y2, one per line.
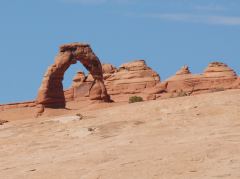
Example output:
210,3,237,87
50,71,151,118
129,96,143,103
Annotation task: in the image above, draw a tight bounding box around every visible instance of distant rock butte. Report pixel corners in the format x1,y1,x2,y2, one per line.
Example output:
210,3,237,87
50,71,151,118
65,60,160,102
165,62,238,96
63,60,239,103
204,62,237,77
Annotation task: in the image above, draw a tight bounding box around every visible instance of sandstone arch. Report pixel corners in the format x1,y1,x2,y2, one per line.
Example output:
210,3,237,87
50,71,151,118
36,43,111,108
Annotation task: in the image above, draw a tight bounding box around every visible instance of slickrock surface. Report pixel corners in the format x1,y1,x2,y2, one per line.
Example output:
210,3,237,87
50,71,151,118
0,101,36,111
0,90,240,179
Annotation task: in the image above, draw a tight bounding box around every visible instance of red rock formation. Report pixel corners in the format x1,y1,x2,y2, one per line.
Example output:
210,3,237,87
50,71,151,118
71,60,161,102
165,65,197,94
204,62,237,77
70,61,239,102
1,59,239,110
102,64,117,74
72,71,86,88
36,43,111,108
175,65,191,75
105,60,160,95
232,77,240,89
165,62,238,95
37,59,239,105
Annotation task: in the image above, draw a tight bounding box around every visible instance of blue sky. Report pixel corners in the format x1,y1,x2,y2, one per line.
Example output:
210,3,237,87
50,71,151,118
0,0,240,103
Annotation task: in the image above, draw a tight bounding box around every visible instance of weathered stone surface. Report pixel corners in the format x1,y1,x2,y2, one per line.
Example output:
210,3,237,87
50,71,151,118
165,62,238,94
144,82,168,95
232,77,240,89
104,60,160,95
36,43,111,108
0,101,36,111
103,60,161,101
1,58,240,110
204,62,237,78
72,71,86,88
64,88,74,102
146,94,157,101
176,65,191,75
102,64,116,74
119,60,148,71
36,59,239,105
71,60,161,102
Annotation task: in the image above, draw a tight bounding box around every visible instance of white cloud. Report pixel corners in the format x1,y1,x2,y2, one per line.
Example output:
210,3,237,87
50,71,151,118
141,13,240,26
61,0,240,26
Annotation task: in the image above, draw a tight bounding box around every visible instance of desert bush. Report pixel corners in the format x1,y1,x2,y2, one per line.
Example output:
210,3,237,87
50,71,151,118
129,96,143,103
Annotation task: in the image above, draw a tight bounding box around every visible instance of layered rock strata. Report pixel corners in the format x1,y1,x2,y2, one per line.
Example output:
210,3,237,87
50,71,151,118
0,101,36,111
165,62,238,95
71,60,161,101
68,61,239,102
1,60,239,110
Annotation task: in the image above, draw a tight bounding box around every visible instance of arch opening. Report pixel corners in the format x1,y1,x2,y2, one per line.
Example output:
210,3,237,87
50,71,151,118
62,63,87,90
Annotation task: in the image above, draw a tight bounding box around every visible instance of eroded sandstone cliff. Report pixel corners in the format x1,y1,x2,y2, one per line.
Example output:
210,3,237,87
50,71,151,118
165,62,238,96
0,59,239,110
69,60,160,102
66,60,239,102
